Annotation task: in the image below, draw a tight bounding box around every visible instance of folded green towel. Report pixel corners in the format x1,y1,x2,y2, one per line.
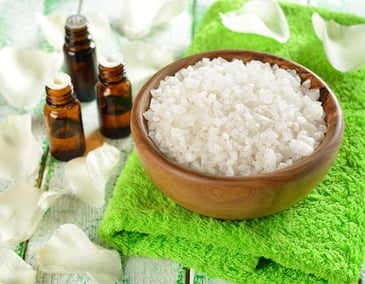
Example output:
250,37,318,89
99,1,365,283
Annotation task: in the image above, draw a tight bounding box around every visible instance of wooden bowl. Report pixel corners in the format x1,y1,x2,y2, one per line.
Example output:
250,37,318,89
131,50,344,220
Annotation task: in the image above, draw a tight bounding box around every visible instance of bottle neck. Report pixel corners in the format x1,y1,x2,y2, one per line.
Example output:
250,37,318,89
98,64,126,85
64,27,92,47
45,73,76,106
64,15,93,49
46,85,75,106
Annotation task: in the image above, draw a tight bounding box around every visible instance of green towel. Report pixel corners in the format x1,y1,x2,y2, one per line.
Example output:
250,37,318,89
99,1,365,283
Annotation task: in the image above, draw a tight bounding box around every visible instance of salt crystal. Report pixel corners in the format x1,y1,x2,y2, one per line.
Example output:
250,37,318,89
289,139,314,158
262,148,277,172
303,103,324,121
172,104,185,114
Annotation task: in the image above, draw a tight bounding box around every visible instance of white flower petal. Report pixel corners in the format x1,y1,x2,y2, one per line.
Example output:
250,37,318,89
0,113,43,181
119,0,188,39
86,143,120,188
38,224,122,284
65,157,96,202
0,48,62,110
312,12,365,72
65,143,120,207
0,183,65,243
64,157,99,206
120,41,174,94
219,0,290,43
86,12,115,57
36,12,114,56
0,246,36,284
35,12,66,50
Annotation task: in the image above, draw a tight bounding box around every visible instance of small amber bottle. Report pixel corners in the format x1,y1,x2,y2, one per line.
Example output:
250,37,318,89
44,73,86,161
96,53,133,139
63,14,97,102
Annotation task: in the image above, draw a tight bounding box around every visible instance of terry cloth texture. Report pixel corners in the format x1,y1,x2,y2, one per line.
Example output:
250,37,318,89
99,1,365,283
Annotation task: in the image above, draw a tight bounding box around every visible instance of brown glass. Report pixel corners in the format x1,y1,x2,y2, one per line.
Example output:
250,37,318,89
96,63,132,139
63,15,97,102
44,82,86,161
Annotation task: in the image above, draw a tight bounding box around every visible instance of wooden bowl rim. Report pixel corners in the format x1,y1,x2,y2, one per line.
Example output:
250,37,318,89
131,49,344,182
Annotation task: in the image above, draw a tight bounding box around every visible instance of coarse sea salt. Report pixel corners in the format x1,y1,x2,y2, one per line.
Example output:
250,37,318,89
143,57,327,176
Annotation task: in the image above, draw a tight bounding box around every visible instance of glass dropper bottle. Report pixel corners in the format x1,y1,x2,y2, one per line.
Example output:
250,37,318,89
96,53,133,139
44,73,86,161
63,14,98,102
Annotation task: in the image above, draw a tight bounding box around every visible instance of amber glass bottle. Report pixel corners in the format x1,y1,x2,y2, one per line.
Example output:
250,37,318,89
96,53,132,139
44,73,86,161
63,14,97,102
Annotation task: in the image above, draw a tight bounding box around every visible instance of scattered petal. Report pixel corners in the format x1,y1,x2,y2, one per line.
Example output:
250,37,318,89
119,0,188,39
0,47,62,109
312,12,365,72
0,246,36,284
219,0,290,43
38,224,122,284
35,12,66,50
86,143,120,188
65,143,120,207
120,41,174,94
86,12,115,56
36,12,114,56
0,113,43,181
0,183,65,243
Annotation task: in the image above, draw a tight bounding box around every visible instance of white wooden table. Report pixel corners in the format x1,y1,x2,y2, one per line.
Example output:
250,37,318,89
0,0,364,283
